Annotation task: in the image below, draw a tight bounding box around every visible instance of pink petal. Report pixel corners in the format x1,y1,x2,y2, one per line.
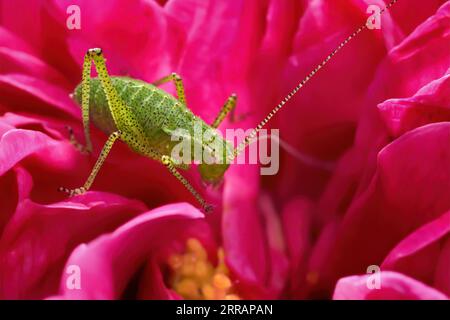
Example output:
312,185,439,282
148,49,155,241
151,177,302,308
355,1,450,152
0,193,147,299
382,1,450,97
387,0,447,36
53,0,185,82
333,271,448,300
0,26,36,54
0,129,58,176
378,73,450,137
259,193,289,297
165,0,208,33
382,211,450,295
279,0,392,159
176,0,262,121
0,1,81,83
51,203,203,300
311,5,450,296
223,166,290,299
317,2,450,223
318,123,450,294
281,197,313,298
0,112,64,138
0,74,79,119
274,0,398,201
305,217,340,299
222,165,269,298
0,167,32,235
135,259,176,300
0,1,46,51
0,47,71,89
434,238,450,295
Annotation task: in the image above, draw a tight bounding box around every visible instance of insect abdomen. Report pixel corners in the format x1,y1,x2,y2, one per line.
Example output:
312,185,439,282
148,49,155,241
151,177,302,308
73,77,209,155
73,77,186,134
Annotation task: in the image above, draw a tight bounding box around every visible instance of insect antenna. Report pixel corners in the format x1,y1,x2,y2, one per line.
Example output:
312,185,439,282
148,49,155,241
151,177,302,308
230,0,399,162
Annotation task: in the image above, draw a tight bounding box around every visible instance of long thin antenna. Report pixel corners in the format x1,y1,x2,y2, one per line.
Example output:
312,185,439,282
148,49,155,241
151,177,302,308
230,0,399,161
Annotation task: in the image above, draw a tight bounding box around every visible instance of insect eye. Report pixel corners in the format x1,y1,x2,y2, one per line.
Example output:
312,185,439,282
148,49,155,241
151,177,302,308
88,48,102,56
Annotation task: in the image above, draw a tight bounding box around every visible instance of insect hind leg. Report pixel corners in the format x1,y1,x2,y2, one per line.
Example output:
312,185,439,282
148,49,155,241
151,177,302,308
69,49,98,154
161,155,213,213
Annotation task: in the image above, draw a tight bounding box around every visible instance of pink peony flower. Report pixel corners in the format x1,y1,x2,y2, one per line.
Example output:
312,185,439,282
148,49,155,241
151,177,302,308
0,0,448,300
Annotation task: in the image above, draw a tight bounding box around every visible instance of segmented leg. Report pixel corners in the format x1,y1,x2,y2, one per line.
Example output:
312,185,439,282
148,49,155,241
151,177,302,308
59,131,122,196
211,93,237,128
161,155,213,213
152,72,187,105
68,50,96,153
69,47,135,154
86,48,142,133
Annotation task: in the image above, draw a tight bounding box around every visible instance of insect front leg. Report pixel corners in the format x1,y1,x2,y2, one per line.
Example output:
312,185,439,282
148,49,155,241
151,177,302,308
161,155,213,213
152,72,187,105
211,94,237,128
59,131,121,196
68,51,97,154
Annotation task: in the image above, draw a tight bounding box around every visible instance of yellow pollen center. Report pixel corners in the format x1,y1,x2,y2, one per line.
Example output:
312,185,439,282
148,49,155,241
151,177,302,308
168,238,240,300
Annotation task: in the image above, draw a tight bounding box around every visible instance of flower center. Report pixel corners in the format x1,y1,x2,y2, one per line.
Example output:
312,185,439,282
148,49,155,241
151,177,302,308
168,238,240,300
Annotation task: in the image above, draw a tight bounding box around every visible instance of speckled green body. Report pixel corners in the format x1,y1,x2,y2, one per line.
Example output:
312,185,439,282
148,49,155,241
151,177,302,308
73,76,232,182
